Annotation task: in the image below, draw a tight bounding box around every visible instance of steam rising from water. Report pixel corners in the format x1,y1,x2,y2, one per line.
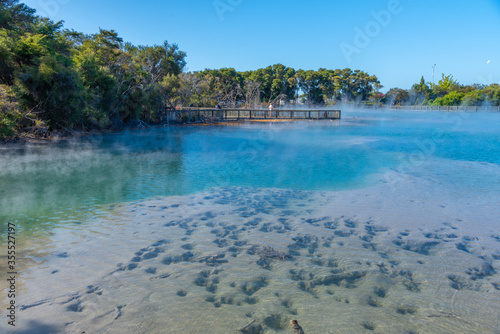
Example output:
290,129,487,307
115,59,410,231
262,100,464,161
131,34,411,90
1,110,499,231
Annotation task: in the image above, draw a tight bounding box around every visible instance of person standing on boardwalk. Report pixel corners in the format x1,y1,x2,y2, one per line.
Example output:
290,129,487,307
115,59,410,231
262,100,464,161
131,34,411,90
290,320,305,334
268,103,274,118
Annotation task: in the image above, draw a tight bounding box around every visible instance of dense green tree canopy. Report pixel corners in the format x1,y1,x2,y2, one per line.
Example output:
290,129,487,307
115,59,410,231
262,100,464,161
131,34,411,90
385,74,500,107
0,1,382,139
0,0,188,138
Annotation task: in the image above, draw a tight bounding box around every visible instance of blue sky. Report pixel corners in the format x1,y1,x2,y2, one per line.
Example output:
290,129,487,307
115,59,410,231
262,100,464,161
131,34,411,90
22,0,500,92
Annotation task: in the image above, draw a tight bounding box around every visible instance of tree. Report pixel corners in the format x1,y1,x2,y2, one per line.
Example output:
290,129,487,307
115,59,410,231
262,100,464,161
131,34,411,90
383,88,410,105
462,90,484,106
296,69,323,105
16,54,83,129
482,84,500,106
431,91,465,106
0,29,16,84
410,76,431,105
0,0,192,138
0,84,21,138
14,15,84,130
438,74,459,92
243,80,261,108
195,68,244,107
428,73,460,100
0,0,36,32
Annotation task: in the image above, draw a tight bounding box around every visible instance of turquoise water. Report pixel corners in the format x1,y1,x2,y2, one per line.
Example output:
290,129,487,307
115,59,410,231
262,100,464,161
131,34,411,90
1,110,500,333
0,120,392,230
2,111,499,232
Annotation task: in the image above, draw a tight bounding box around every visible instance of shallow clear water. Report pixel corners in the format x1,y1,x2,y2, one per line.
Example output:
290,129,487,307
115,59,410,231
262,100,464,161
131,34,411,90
0,119,397,231
1,110,500,333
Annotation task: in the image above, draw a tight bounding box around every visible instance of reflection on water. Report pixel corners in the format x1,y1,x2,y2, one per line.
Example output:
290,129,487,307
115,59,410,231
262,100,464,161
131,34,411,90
1,111,500,333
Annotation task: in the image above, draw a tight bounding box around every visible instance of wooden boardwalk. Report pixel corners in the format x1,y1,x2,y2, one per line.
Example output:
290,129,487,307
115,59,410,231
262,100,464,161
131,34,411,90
171,108,341,122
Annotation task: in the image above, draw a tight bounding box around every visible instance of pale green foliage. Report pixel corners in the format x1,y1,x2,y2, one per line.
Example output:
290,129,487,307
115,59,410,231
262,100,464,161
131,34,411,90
388,75,499,107
482,84,500,106
438,74,460,92
431,91,465,106
462,90,484,106
0,84,20,138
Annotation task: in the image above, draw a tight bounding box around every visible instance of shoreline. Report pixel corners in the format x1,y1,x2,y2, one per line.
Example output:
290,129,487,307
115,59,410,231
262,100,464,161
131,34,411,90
0,118,343,146
2,107,495,146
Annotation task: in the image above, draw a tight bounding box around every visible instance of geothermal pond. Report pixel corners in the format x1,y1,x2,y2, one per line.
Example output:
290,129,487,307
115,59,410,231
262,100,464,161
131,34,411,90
1,110,500,333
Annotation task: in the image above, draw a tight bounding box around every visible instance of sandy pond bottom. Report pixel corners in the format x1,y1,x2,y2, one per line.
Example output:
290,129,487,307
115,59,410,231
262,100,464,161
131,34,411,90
8,172,500,334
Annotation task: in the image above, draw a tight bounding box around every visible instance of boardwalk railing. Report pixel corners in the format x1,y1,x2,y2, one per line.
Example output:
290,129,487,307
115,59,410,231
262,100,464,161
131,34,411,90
390,105,500,112
168,108,341,122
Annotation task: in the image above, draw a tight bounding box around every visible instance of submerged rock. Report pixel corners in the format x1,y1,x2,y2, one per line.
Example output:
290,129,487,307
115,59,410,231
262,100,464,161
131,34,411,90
290,320,305,334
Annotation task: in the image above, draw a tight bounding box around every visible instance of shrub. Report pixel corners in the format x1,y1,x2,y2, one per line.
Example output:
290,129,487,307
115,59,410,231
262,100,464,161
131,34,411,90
0,84,21,139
